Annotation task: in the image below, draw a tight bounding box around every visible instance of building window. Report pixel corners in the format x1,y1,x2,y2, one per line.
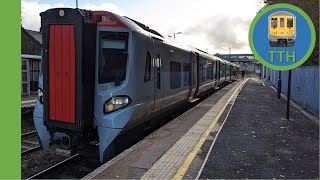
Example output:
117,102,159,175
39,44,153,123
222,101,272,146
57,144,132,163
29,60,40,92
170,61,181,89
144,51,151,82
21,59,29,95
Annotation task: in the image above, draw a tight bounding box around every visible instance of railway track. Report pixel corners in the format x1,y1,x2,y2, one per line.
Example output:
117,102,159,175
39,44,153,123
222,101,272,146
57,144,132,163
26,154,80,179
21,131,41,155
26,145,101,179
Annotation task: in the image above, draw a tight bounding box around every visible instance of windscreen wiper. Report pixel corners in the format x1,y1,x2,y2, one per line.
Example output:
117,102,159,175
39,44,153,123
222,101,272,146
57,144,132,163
114,52,128,86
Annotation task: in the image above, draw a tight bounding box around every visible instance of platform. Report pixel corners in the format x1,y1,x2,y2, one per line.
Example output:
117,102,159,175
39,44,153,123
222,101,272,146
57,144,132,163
84,78,319,179
21,94,37,109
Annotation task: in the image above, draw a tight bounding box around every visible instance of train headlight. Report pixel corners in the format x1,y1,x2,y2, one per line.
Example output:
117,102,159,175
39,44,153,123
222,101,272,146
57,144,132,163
104,96,131,114
38,88,43,104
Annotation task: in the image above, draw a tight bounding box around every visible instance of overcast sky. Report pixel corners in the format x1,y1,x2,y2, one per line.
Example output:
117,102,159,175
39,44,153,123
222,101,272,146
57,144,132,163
21,0,264,54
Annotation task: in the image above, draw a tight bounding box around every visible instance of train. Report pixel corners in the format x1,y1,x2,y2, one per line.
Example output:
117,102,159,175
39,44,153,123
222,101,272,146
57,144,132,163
268,11,296,47
33,8,239,163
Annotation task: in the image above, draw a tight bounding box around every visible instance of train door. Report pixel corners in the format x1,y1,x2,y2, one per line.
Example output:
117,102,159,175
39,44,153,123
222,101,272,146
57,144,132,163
219,62,224,83
152,39,164,112
215,61,220,83
189,52,198,100
224,64,227,81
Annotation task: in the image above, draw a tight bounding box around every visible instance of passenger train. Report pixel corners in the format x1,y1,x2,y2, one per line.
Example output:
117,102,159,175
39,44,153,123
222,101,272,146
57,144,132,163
34,8,239,163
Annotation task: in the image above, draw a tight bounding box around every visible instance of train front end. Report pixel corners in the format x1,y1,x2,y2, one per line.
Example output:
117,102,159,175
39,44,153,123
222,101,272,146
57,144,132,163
34,8,134,163
34,8,96,156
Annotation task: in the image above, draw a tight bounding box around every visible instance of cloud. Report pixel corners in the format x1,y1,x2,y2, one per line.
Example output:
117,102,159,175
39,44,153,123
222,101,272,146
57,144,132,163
21,1,65,31
21,0,260,53
184,16,252,52
82,3,127,16
123,0,260,53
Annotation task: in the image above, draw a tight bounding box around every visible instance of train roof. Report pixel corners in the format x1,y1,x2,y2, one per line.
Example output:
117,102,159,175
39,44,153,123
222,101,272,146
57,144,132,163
93,10,235,65
269,11,295,17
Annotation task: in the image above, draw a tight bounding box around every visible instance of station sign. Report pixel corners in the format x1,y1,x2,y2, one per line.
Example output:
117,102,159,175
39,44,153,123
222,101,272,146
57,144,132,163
249,3,316,70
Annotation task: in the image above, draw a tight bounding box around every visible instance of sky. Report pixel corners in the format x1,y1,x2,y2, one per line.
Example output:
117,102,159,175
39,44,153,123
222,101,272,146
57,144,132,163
21,0,265,54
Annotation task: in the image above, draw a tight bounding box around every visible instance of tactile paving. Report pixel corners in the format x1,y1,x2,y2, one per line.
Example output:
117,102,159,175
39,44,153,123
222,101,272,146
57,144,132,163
141,80,247,179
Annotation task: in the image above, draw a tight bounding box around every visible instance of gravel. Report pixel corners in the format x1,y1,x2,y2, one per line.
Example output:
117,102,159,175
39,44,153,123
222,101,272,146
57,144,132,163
22,147,67,179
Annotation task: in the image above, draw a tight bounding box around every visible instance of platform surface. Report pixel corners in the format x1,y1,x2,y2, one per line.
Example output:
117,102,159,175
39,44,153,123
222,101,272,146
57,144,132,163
185,79,319,179
84,78,319,179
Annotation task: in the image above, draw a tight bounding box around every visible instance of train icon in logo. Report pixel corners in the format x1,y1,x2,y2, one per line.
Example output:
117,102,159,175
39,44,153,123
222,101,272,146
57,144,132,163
268,11,296,47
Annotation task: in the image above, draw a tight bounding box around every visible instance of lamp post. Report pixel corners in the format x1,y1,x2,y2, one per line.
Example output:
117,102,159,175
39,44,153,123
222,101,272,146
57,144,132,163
174,32,182,39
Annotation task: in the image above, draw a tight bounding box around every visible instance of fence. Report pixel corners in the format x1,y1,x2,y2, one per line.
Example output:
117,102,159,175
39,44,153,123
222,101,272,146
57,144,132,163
268,66,319,116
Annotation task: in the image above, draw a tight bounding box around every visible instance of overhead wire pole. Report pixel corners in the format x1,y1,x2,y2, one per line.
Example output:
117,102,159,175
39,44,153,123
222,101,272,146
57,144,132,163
277,70,282,99
76,0,78,8
174,32,182,39
286,70,292,120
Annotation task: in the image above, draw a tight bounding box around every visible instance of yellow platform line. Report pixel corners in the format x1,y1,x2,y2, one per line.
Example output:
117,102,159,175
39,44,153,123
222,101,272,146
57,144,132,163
172,79,248,180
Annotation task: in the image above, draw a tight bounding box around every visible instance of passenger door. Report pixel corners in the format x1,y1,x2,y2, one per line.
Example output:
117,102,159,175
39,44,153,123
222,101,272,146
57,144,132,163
152,40,164,112
189,52,198,99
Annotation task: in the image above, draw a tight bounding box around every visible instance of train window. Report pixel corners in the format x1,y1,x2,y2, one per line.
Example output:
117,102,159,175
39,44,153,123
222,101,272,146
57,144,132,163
183,63,191,86
99,38,128,84
170,61,181,89
207,62,214,80
226,65,230,75
199,59,207,83
280,18,284,28
200,65,206,82
271,18,277,28
156,54,161,89
287,18,293,28
144,52,151,82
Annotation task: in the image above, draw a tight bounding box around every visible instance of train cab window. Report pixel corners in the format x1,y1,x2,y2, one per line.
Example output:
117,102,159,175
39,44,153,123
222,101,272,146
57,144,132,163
99,34,128,85
144,51,151,82
170,61,181,89
280,18,284,28
271,18,277,28
287,18,293,28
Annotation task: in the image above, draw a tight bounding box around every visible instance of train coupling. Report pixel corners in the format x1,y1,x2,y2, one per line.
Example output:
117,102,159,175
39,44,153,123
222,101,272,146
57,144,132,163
52,132,71,149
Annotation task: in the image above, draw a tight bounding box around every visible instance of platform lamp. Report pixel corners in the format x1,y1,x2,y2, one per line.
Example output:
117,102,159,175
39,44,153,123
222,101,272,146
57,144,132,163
174,32,182,39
